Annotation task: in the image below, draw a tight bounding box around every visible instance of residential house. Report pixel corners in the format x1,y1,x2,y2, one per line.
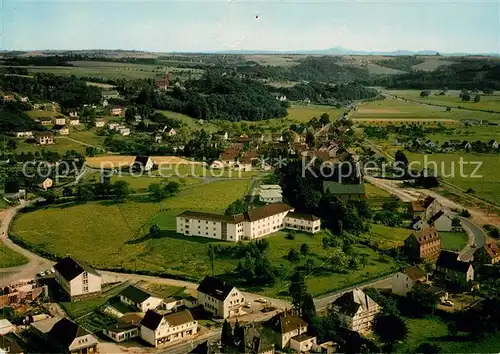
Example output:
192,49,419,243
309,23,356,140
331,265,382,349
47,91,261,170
330,288,381,335
404,226,441,261
474,242,500,265
239,326,275,354
156,73,171,91
434,250,474,290
119,127,130,136
53,256,102,301
460,141,472,150
177,203,320,242
53,125,69,135
197,276,245,319
35,132,54,145
410,196,441,220
140,310,197,347
271,133,283,142
30,317,99,354
102,90,120,100
15,131,34,139
0,320,14,335
133,156,154,172
489,140,499,149
392,266,426,295
285,212,321,234
69,118,80,126
37,177,54,191
108,122,120,130
259,189,283,203
53,117,66,126
162,297,184,312
95,120,106,128
210,160,224,169
0,334,24,354
265,312,308,349
290,334,317,353
322,181,366,200
103,323,139,343
0,278,47,309
413,210,453,232
214,131,229,141
68,110,78,118
119,285,163,313
110,106,125,116
39,117,53,126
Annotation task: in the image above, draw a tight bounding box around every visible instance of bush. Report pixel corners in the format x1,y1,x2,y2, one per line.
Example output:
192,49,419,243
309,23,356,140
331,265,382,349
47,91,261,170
459,209,471,217
285,231,295,240
466,188,475,194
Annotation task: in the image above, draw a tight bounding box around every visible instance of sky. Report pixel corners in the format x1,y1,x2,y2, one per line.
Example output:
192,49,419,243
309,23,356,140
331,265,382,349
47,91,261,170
1,0,499,53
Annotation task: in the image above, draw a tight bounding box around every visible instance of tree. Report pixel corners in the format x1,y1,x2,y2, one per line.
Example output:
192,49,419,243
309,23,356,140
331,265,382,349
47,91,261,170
39,190,56,204
374,313,408,352
112,180,130,201
221,320,233,351
328,248,348,272
451,217,461,228
474,94,481,103
149,224,161,238
407,284,439,315
300,243,310,257
415,342,442,354
148,183,166,201
225,198,248,216
302,293,316,321
305,130,315,147
289,270,306,313
420,90,431,97
164,181,180,197
77,184,94,201
460,90,471,102
319,113,330,125
360,254,369,268
233,320,244,349
287,248,300,263
207,244,215,276
395,150,409,173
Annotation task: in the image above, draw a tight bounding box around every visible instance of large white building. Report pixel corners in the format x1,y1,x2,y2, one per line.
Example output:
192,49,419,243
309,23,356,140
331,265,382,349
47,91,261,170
392,266,427,295
140,310,197,347
197,276,245,319
176,203,320,242
259,185,283,203
53,256,102,301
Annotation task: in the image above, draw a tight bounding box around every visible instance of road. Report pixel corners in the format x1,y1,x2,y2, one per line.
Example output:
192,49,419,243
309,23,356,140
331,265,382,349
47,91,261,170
162,328,222,354
314,274,393,311
458,216,487,261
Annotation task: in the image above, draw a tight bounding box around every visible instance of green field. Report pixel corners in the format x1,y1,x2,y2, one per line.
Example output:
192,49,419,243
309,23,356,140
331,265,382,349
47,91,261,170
387,89,500,113
398,316,500,353
288,104,344,123
354,98,499,122
440,231,468,252
0,241,29,268
110,175,202,193
15,136,89,154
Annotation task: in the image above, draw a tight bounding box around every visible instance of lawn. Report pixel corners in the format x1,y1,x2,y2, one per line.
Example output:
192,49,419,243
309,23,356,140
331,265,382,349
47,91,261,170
386,89,500,113
287,104,344,123
398,315,500,353
15,136,90,154
11,179,250,275
362,224,409,250
110,175,202,193
0,199,10,210
139,283,187,299
0,241,29,268
440,231,468,252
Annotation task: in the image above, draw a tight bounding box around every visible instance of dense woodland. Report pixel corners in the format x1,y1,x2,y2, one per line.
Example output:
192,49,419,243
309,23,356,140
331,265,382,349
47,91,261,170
277,82,378,104
0,101,42,133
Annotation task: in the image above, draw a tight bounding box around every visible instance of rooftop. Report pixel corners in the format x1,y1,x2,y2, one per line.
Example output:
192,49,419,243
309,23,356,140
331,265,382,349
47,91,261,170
197,276,234,301
53,256,99,282
323,181,365,195
119,285,154,304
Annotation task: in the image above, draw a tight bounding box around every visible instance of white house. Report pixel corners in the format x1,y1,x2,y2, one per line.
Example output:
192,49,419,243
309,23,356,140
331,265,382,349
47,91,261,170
103,323,139,343
290,334,317,353
95,120,106,128
259,189,283,203
331,288,381,335
413,210,453,232
53,117,66,126
266,312,309,349
197,276,245,319
392,266,427,295
119,285,163,313
140,310,197,348
53,256,102,301
68,111,78,118
53,125,69,135
69,118,80,126
15,131,34,139
177,203,320,242
133,156,154,172
0,319,14,335
489,140,499,149
120,128,131,136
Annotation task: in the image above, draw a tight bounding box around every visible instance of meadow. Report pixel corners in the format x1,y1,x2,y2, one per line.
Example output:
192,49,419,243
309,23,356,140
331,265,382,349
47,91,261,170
0,241,29,268
440,231,468,252
387,89,500,113
110,175,202,193
15,137,90,154
287,104,344,123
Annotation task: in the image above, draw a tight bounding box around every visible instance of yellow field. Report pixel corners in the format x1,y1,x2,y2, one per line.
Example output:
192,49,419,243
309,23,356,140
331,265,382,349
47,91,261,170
354,118,457,126
86,155,204,168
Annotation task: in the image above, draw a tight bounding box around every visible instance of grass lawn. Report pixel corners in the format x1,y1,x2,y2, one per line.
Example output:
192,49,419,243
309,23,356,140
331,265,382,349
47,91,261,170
386,89,500,113
110,175,202,193
398,315,500,353
287,104,344,123
0,199,10,209
0,241,29,268
140,283,187,299
362,224,409,250
15,136,91,154
440,231,468,252
12,179,250,275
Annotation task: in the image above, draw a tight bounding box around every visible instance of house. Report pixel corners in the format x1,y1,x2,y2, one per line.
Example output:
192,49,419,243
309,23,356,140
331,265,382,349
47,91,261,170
489,140,499,149
119,127,130,136
30,316,99,354
0,319,14,335
95,120,106,128
214,131,229,140
434,250,474,290
36,177,53,191
39,117,53,126
165,127,176,136
413,210,453,232
133,156,154,172
177,203,320,242
322,181,366,200
154,133,163,144
156,73,171,91
140,309,197,347
183,295,198,309
197,276,245,319
69,118,80,126
392,266,426,295
271,133,283,142
0,278,47,309
119,285,163,313
53,117,66,126
0,334,24,354
290,334,317,353
108,122,120,130
53,125,69,135
330,288,381,335
404,226,441,261
474,242,500,264
265,312,308,349
15,131,34,139
210,160,224,169
240,326,275,354
68,110,78,118
285,212,321,234
259,189,283,203
103,323,139,343
35,132,54,145
102,90,120,100
110,106,124,116
53,256,102,301
162,297,184,312
410,196,441,220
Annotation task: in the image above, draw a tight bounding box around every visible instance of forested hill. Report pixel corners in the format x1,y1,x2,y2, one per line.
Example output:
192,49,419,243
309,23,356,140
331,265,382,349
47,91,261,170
138,73,289,121
276,82,378,104
287,56,369,83
367,59,500,90
0,101,42,133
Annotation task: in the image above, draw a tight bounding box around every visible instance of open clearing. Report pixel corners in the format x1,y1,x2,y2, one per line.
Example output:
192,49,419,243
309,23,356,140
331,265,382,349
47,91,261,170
440,231,468,252
85,155,202,168
0,240,29,268
288,104,344,123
